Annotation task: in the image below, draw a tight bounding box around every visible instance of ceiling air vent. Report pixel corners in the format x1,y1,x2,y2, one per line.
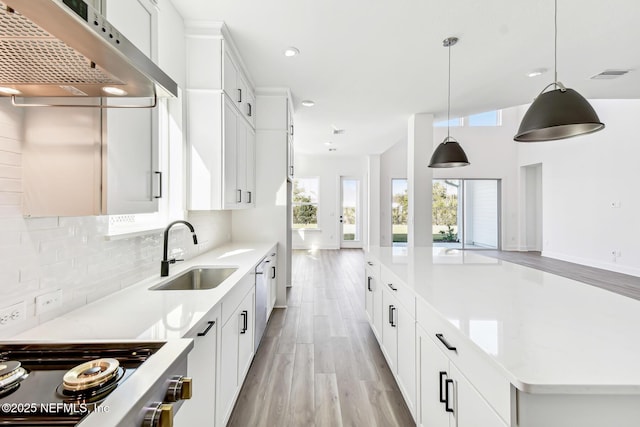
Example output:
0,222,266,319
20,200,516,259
590,70,631,80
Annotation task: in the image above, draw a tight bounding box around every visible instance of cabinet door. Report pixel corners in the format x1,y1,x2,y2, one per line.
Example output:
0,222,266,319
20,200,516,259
175,315,217,426
450,364,507,427
223,97,238,209
417,326,450,427
245,127,255,206
236,119,247,207
104,0,159,214
223,49,238,100
381,289,398,372
218,309,240,427
364,272,375,326
397,304,416,418
268,252,277,317
237,287,255,382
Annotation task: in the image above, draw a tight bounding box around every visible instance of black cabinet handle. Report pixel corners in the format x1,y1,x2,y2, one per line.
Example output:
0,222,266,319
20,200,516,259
247,103,252,117
390,306,396,327
387,283,397,291
154,171,162,199
436,333,457,352
240,310,248,334
237,189,242,203
367,276,372,292
289,165,294,176
290,124,294,135
271,266,276,279
197,320,215,337
237,88,242,103
247,191,252,203
439,371,447,403
445,379,454,413
367,261,374,266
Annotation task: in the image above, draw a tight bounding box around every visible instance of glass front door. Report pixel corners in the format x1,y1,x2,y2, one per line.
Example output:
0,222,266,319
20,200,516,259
340,177,361,248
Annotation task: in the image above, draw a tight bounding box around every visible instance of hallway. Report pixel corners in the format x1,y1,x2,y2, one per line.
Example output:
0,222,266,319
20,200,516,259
228,249,414,427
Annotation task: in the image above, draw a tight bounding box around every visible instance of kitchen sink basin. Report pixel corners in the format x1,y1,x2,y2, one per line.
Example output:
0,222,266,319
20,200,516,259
150,267,238,291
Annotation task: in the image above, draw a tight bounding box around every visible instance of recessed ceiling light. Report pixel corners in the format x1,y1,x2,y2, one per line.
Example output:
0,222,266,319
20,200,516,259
526,68,547,78
0,87,21,95
324,142,333,146
284,47,300,57
102,86,128,96
301,100,315,107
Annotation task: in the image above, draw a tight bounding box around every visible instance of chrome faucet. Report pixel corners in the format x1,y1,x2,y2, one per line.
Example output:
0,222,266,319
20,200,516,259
161,220,198,277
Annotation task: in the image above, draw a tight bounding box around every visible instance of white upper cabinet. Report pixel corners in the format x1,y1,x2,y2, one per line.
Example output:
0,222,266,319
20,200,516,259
185,24,256,211
104,0,160,214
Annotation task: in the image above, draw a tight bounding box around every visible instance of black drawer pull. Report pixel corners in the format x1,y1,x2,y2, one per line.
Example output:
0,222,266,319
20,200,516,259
367,261,374,266
387,283,397,291
445,379,454,413
436,333,457,352
197,320,215,337
390,306,397,327
367,276,372,292
439,371,447,403
240,311,248,334
271,266,276,279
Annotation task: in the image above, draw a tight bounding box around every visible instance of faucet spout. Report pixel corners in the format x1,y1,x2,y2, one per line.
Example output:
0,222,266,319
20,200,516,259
161,220,198,277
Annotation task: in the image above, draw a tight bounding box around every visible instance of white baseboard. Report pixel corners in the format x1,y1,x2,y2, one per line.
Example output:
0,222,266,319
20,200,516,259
542,251,640,278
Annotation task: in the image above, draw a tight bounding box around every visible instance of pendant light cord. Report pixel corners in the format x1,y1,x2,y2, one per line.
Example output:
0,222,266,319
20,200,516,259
447,40,451,141
554,0,558,85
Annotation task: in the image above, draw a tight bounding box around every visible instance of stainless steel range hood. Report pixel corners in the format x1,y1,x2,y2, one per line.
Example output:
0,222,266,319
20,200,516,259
0,0,177,99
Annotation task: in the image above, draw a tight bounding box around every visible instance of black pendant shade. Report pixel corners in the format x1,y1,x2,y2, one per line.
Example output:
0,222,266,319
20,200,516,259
514,88,604,142
429,137,470,168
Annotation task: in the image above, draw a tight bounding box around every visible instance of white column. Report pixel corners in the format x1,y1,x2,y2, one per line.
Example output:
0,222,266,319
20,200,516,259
407,113,434,247
367,154,381,248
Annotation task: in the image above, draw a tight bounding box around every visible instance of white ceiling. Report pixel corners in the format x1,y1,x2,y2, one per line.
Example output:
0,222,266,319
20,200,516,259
170,0,640,156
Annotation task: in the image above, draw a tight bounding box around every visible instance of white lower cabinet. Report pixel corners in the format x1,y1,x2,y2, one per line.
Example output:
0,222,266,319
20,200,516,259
381,285,416,418
268,250,278,318
174,306,219,426
364,265,383,340
217,285,255,427
417,324,506,427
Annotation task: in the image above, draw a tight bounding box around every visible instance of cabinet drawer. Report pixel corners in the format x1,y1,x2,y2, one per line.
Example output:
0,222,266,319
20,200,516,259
364,252,381,278
221,272,255,326
381,265,415,318
416,297,511,423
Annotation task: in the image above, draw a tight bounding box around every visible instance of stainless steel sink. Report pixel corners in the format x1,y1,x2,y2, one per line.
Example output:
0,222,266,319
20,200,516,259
150,267,238,291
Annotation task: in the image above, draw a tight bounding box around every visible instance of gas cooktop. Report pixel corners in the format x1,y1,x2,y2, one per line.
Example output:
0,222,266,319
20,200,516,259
0,342,165,426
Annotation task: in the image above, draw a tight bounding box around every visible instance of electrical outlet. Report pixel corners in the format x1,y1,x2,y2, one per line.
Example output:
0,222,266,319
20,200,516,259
35,289,63,315
0,301,26,327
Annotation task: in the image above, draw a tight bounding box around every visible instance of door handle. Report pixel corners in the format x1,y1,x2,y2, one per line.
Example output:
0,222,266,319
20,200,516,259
439,371,447,403
445,379,455,413
237,88,242,103
237,189,242,203
154,171,162,199
367,276,372,292
247,191,252,203
390,306,397,327
240,311,248,334
387,283,397,291
247,103,252,117
271,266,276,279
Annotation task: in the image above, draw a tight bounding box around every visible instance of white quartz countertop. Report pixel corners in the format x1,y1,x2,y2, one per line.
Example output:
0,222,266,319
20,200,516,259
13,241,276,341
367,246,640,394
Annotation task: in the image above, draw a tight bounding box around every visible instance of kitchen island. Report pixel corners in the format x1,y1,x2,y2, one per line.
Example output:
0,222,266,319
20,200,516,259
365,246,640,427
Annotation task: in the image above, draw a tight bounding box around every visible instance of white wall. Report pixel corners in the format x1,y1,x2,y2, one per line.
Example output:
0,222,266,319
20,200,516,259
380,140,407,246
517,99,640,276
292,154,367,250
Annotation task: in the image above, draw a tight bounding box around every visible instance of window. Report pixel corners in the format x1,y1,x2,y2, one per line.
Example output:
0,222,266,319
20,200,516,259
292,177,319,229
434,117,464,128
468,110,502,126
391,179,408,247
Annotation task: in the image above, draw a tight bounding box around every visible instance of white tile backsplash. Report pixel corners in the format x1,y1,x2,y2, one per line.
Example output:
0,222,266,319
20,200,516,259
0,99,232,338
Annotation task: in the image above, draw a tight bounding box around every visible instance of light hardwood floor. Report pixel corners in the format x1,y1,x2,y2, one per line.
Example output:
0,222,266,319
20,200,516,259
228,249,414,427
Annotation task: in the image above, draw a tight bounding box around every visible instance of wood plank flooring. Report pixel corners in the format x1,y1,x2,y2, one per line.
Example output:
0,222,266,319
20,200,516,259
228,249,414,427
480,250,640,301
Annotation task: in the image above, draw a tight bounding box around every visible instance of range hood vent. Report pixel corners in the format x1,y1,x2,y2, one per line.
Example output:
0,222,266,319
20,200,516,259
0,0,177,99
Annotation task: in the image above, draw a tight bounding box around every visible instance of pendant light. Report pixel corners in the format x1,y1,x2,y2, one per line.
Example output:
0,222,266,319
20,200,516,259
429,37,470,168
514,0,604,142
